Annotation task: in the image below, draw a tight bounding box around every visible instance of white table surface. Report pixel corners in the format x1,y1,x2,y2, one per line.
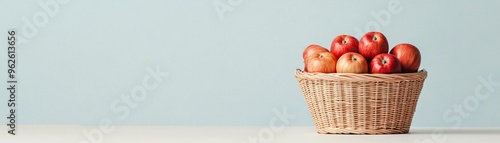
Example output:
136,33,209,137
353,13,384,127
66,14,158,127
0,126,498,143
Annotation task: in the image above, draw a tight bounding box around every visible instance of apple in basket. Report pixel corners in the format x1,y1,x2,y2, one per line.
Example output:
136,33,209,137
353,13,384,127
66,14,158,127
370,53,402,74
390,43,421,73
336,52,368,73
304,52,337,73
330,35,359,58
358,31,389,61
303,44,329,71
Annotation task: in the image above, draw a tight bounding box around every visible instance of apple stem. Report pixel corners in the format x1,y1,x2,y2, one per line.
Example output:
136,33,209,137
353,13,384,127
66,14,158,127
372,36,378,41
342,40,347,44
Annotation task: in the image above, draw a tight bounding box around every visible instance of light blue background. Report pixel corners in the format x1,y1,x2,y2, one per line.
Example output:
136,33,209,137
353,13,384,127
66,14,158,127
1,0,499,127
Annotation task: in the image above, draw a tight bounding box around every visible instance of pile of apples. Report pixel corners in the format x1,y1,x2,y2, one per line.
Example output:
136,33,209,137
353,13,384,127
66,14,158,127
303,31,421,74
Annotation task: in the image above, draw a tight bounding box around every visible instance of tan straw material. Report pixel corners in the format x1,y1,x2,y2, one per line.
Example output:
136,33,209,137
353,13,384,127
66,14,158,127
295,69,428,134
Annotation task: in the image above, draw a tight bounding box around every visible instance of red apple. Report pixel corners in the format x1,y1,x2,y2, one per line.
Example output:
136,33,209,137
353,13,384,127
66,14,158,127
358,32,389,61
305,52,337,73
370,54,402,74
330,35,359,58
390,43,421,73
336,52,368,73
303,44,329,60
303,44,329,71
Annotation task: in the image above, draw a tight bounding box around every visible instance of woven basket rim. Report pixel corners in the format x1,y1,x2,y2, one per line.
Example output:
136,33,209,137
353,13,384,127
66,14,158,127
295,69,427,82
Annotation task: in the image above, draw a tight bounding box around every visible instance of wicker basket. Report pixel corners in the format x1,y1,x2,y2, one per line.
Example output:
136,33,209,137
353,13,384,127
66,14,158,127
295,69,427,134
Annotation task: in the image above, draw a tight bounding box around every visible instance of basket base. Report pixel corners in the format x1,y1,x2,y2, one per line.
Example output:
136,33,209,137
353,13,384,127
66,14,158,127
317,127,409,135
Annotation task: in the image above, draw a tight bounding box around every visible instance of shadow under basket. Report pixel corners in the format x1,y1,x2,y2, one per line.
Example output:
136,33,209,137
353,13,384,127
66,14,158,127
295,69,428,134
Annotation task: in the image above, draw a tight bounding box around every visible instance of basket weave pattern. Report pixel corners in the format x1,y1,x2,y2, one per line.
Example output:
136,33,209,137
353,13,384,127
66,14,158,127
295,69,427,134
